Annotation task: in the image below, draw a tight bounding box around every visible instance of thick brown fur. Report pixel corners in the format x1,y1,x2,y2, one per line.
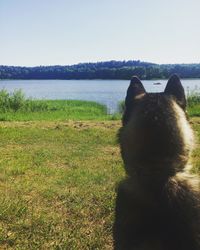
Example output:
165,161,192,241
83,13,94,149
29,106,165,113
113,75,200,250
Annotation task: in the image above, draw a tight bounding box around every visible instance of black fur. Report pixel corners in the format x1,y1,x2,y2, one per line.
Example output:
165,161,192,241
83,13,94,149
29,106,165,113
113,75,200,250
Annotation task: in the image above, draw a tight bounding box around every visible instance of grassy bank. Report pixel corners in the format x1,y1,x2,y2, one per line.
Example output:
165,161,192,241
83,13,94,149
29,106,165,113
0,119,200,249
0,99,113,121
0,89,116,121
1,89,200,122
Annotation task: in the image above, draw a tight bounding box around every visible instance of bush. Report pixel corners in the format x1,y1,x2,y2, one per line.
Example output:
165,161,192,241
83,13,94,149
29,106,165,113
9,89,26,112
0,89,26,112
0,89,10,112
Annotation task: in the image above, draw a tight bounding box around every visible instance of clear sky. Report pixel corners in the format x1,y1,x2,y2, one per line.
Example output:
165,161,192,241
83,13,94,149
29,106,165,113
0,0,200,66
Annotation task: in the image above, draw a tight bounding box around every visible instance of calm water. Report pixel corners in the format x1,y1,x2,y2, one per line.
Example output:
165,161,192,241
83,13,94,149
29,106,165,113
0,79,200,113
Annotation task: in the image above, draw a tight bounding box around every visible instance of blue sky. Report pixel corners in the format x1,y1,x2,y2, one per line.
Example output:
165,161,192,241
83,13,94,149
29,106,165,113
0,0,200,66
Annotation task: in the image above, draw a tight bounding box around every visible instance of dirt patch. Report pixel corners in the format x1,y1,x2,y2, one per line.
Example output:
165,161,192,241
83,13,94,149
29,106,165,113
0,120,121,130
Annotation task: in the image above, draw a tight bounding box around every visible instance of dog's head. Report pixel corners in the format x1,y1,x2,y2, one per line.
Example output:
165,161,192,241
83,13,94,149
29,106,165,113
119,74,194,179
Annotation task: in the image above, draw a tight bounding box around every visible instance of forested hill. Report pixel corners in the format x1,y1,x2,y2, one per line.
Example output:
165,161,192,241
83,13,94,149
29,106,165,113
1,60,200,80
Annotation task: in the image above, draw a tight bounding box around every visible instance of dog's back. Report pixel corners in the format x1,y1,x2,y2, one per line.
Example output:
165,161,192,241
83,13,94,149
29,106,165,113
113,75,200,250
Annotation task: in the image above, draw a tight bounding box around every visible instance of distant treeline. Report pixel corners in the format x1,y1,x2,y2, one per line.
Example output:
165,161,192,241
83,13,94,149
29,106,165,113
1,60,200,80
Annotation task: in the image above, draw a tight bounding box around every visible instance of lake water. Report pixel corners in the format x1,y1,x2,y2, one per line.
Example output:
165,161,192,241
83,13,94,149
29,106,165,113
0,79,200,113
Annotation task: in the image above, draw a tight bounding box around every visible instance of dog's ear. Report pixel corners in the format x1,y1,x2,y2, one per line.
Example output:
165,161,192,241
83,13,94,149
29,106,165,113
125,76,146,108
164,74,186,109
123,76,146,125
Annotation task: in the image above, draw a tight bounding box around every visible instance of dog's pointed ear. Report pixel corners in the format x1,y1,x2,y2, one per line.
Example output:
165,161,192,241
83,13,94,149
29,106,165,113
123,76,146,125
125,76,146,108
164,74,186,109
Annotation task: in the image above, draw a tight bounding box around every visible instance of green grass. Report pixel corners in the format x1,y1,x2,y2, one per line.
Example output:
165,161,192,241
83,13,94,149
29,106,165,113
2,89,200,121
0,121,124,249
187,95,200,117
0,118,199,249
0,99,112,121
0,89,120,121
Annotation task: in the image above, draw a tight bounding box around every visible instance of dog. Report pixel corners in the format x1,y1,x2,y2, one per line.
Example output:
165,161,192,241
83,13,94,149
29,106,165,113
113,74,200,250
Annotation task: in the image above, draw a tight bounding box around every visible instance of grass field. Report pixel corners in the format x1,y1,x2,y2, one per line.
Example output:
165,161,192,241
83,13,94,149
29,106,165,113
0,118,200,249
0,120,124,249
0,92,200,249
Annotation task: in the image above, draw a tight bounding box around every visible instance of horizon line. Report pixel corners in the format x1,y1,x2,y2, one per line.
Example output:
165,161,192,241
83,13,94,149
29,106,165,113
1,59,200,68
